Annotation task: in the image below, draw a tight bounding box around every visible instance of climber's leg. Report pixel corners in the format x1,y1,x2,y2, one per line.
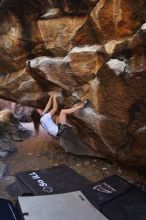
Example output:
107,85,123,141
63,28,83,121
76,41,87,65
58,102,84,125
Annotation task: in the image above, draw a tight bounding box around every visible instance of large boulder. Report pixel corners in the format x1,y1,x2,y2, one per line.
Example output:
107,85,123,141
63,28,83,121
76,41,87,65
0,0,146,166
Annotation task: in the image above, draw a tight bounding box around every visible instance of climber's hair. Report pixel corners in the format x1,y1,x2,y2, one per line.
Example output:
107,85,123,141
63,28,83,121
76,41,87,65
31,109,41,135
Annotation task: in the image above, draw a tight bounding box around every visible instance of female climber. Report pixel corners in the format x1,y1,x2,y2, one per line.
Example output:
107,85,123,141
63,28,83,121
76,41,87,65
31,94,86,138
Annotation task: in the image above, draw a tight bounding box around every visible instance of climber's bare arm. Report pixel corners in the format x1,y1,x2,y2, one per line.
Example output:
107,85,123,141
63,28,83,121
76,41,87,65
43,96,53,114
49,95,58,117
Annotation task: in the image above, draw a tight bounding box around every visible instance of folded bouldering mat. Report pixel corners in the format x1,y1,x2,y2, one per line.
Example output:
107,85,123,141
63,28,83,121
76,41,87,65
17,191,108,220
7,165,90,197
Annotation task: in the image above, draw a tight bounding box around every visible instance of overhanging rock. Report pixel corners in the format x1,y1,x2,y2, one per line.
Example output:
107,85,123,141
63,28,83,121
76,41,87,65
0,0,146,166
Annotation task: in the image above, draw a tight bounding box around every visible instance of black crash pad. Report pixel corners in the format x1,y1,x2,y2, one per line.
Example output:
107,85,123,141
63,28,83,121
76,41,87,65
6,179,32,198
102,188,146,220
81,175,146,220
7,165,90,197
81,175,134,210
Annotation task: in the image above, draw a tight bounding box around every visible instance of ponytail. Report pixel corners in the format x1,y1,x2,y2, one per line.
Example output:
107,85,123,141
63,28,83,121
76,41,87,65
31,109,41,135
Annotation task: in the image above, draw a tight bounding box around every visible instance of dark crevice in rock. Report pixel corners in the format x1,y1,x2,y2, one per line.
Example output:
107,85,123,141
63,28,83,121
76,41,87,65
127,97,146,133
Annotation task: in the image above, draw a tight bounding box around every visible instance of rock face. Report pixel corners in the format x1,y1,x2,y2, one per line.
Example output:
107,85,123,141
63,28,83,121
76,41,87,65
0,0,146,166
0,99,33,122
0,109,32,158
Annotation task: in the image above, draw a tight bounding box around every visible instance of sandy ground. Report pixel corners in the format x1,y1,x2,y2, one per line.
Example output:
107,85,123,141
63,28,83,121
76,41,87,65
0,123,146,201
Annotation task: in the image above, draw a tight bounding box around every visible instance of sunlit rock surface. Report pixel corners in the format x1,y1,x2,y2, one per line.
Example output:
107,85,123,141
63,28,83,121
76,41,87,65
0,0,146,166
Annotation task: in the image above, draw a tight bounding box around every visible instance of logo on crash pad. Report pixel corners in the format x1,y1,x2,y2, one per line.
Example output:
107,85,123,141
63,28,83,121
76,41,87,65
93,182,116,194
29,172,54,194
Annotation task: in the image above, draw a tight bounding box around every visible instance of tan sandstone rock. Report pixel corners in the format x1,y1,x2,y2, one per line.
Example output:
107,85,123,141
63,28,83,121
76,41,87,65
90,0,145,43
0,0,145,166
38,16,88,55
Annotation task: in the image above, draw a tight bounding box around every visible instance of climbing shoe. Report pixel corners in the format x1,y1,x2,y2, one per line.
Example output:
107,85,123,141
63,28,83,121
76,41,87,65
83,99,90,108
